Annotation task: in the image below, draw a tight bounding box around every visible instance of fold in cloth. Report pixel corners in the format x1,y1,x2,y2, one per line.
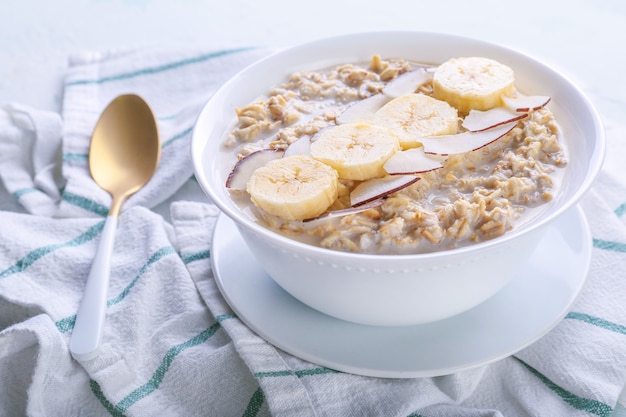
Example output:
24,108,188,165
1,45,626,417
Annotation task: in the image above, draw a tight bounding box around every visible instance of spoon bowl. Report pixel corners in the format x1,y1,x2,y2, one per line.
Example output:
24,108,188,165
89,95,160,215
70,94,160,361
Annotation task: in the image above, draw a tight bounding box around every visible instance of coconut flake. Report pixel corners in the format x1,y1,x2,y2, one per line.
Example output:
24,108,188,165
283,135,311,157
350,175,419,207
461,107,528,132
419,121,518,155
225,149,284,190
303,198,385,222
382,67,434,98
383,147,444,175
336,94,390,124
502,95,551,112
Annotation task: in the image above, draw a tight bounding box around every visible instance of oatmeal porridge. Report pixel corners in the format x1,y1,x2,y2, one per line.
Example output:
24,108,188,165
221,55,568,254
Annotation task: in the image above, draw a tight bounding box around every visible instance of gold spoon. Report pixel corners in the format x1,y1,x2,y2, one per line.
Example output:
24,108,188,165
70,94,160,361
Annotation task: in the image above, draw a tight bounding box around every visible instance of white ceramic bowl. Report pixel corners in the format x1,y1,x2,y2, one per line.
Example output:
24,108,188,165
191,31,605,326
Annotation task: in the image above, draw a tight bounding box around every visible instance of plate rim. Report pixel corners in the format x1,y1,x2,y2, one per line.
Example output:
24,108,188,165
210,205,591,378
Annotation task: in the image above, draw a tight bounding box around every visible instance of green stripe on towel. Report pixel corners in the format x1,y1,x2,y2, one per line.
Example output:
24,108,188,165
55,246,176,333
62,191,109,217
181,249,210,265
162,126,193,148
216,313,237,322
107,246,175,306
254,367,339,379
66,47,255,86
0,221,105,281
12,187,39,199
515,358,613,416
242,388,265,417
115,323,222,412
566,312,626,335
90,324,222,415
62,153,89,163
593,238,626,253
90,380,128,417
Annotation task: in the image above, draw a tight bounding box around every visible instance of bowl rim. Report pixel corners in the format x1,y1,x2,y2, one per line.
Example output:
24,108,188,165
191,30,606,261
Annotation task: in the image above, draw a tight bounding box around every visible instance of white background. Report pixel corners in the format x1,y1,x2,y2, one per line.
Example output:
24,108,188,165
1,0,624,120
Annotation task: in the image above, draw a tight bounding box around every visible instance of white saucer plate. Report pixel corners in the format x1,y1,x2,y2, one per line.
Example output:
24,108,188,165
211,205,591,378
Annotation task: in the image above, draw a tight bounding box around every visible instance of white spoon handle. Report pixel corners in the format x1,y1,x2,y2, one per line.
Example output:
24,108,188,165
70,215,118,361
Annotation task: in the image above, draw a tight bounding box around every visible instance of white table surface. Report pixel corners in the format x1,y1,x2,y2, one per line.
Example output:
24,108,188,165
2,0,625,414
1,0,624,118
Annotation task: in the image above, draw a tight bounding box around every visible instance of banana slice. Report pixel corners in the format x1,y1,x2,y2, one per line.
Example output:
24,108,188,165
433,57,515,115
372,93,458,149
246,154,339,221
310,122,400,181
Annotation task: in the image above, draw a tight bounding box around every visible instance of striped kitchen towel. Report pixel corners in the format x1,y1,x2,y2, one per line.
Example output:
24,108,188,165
2,44,626,417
